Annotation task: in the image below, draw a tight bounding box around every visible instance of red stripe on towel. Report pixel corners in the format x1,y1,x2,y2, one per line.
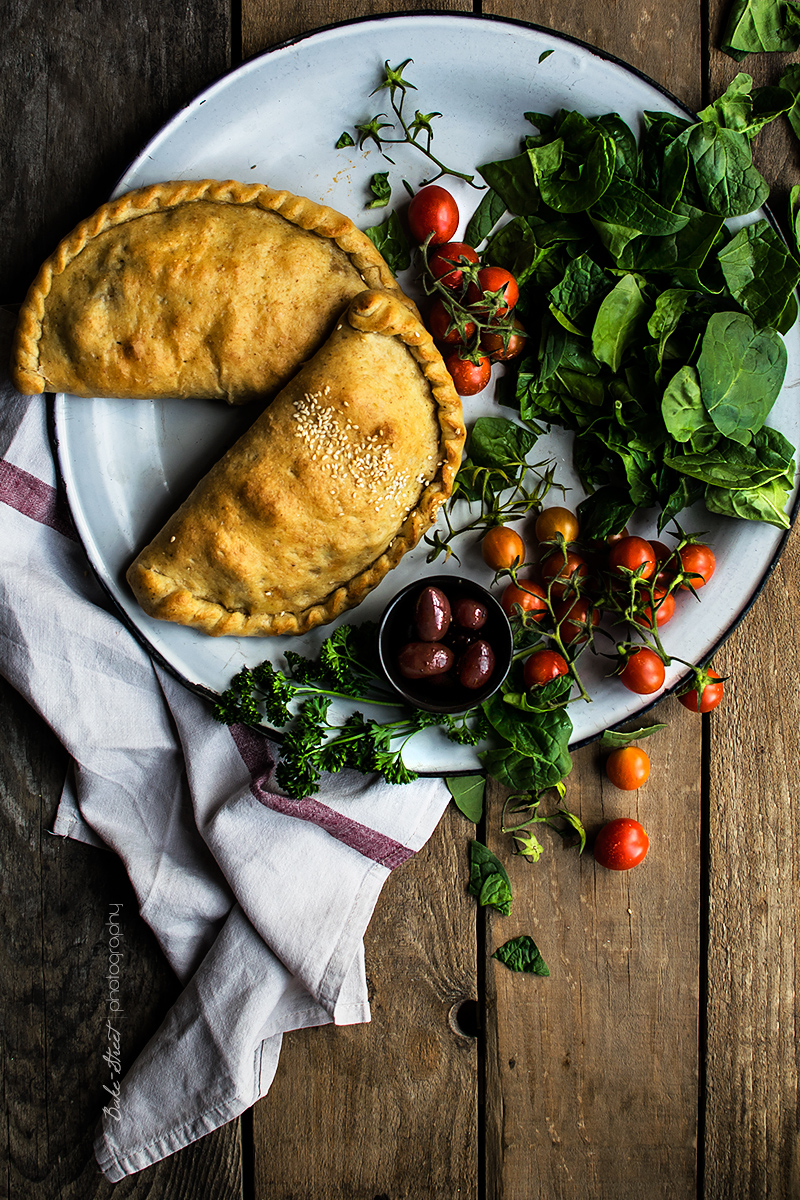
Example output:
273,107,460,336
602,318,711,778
0,460,76,539
230,723,413,870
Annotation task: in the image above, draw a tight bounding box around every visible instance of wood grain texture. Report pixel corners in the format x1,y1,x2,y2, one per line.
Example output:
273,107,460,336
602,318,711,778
242,0,469,59
702,17,800,1195
0,0,231,305
1,2,243,1196
483,693,702,1200
483,0,704,112
252,807,479,1200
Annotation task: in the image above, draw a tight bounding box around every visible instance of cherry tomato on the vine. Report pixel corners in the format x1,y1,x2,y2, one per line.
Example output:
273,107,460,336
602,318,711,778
427,297,476,345
428,241,479,288
553,596,599,646
535,506,580,545
605,746,651,791
677,542,716,589
678,669,725,712
618,647,666,695
467,266,520,315
443,351,491,396
480,318,527,362
523,648,569,689
407,185,459,246
500,579,548,621
637,585,676,629
540,549,589,600
608,535,656,580
593,818,650,870
481,525,526,571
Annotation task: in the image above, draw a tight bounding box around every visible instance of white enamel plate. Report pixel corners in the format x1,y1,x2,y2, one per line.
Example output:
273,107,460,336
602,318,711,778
53,14,800,771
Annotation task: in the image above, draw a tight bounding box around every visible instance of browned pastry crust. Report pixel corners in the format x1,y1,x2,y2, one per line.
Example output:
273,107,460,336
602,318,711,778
10,179,405,404
126,290,466,637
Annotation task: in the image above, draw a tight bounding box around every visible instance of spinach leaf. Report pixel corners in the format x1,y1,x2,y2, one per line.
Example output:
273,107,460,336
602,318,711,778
446,776,485,823
697,311,787,443
468,840,513,915
548,254,612,329
721,0,800,60
683,121,769,218
661,365,717,444
364,209,410,272
706,471,795,528
464,187,507,247
601,724,667,750
530,111,617,213
576,488,638,539
479,151,540,216
481,677,573,794
718,219,800,329
493,935,550,976
591,274,648,372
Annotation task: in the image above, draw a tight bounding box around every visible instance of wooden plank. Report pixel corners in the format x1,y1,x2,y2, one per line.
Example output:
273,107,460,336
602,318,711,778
242,0,467,59
483,0,704,112
702,20,800,1197
0,0,231,303
252,806,479,1200
1,2,243,1195
483,692,702,1199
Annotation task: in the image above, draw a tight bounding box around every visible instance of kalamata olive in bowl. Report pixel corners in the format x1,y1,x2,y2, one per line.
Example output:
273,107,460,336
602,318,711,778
377,575,513,714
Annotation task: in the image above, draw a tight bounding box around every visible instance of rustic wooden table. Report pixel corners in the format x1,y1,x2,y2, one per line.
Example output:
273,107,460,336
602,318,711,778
3,2,800,1197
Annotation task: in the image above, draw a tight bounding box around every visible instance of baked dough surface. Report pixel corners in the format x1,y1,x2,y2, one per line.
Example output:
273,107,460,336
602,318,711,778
11,179,403,404
126,290,466,636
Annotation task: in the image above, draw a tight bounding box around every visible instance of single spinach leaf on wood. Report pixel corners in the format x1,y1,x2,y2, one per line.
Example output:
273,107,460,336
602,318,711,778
493,935,550,976
591,273,648,372
468,840,512,915
697,311,787,443
718,219,800,329
446,776,485,823
721,0,800,60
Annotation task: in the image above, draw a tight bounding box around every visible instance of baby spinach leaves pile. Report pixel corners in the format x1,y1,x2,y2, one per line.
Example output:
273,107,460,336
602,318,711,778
473,73,799,532
214,617,574,801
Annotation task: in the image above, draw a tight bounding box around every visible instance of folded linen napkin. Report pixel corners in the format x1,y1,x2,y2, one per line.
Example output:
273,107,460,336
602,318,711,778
0,309,451,1181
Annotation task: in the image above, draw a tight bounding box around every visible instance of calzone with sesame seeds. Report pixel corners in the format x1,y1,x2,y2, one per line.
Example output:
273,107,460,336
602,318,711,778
125,290,466,637
10,179,406,404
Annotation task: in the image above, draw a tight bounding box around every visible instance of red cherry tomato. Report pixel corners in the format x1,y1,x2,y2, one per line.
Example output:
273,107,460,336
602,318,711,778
637,585,676,629
428,241,479,288
608,535,656,580
443,351,492,396
678,669,725,712
553,597,599,646
593,817,649,870
427,298,476,345
540,550,589,600
677,542,716,589
605,746,651,791
480,318,527,362
467,266,520,316
523,648,569,689
500,579,548,621
619,647,666,695
407,185,459,246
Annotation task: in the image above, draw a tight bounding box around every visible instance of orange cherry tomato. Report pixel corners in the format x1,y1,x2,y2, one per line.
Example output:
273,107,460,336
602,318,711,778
608,535,656,581
535,506,580,545
677,542,716,589
540,549,589,600
523,648,569,688
500,579,548,620
481,525,526,571
605,746,651,790
553,596,599,645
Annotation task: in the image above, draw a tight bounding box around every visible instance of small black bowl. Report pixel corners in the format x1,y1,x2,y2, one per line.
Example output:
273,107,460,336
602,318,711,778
377,574,514,714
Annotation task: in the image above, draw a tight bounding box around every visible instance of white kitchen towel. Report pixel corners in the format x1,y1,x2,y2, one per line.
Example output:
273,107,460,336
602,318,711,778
0,310,451,1181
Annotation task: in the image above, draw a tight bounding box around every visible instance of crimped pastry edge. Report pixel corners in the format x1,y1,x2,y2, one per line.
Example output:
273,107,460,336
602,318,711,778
127,289,466,638
10,178,405,396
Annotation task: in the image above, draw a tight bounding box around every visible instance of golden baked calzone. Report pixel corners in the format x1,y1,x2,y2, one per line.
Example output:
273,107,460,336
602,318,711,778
11,179,404,404
126,290,466,636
